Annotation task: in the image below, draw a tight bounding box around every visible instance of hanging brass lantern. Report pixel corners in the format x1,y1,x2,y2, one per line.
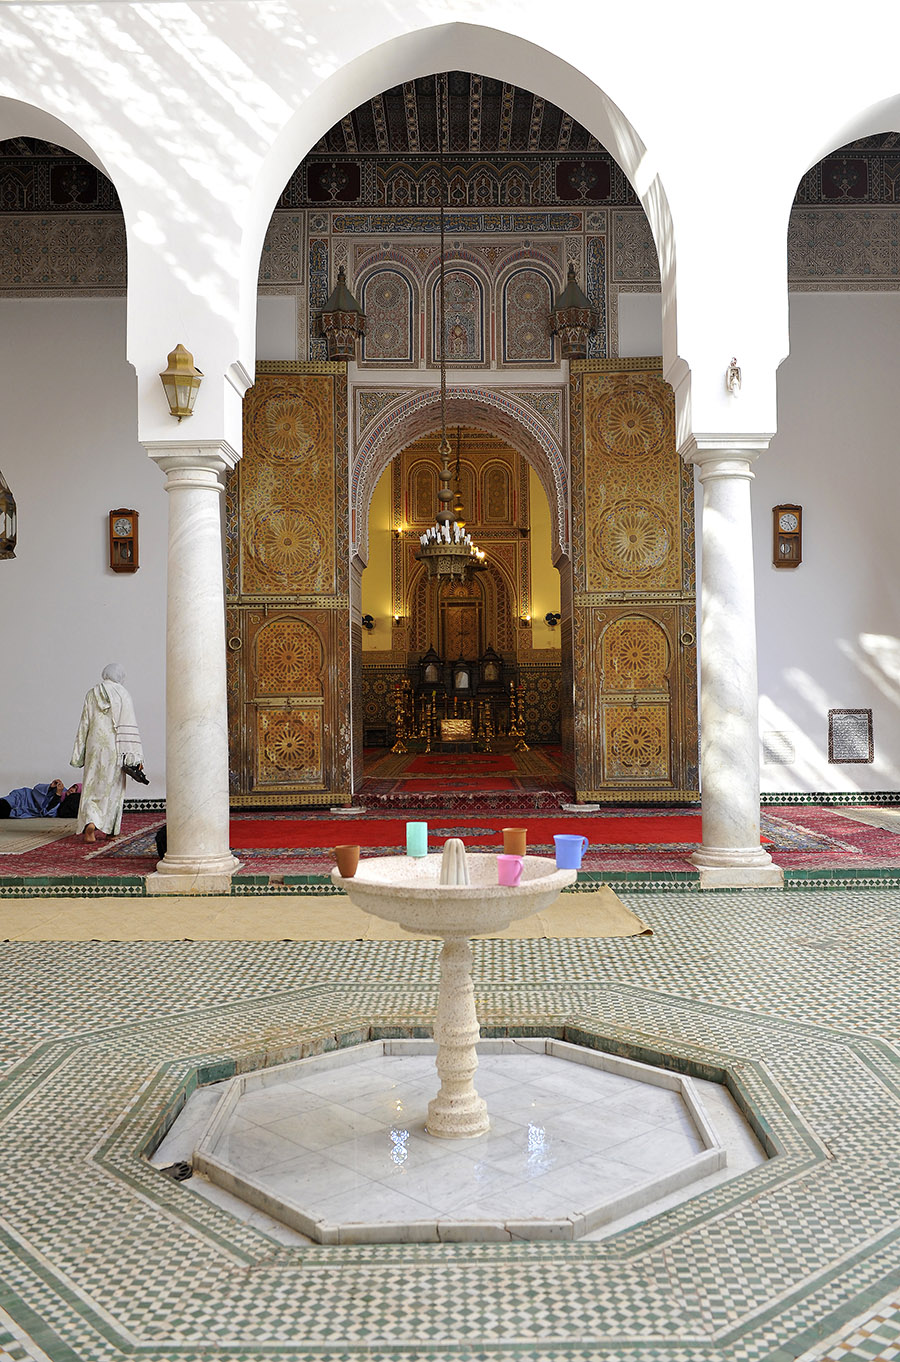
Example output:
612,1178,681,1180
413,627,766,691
415,74,484,584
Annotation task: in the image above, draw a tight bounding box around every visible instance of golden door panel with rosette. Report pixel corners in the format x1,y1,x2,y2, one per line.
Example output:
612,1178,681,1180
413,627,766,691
248,614,326,792
580,368,682,595
603,703,670,783
255,708,323,788
239,373,338,597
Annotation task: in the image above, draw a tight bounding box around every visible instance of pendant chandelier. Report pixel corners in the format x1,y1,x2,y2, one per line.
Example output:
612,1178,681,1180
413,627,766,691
416,73,484,584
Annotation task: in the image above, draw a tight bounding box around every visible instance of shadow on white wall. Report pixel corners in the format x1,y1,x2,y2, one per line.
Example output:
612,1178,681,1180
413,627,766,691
759,691,851,793
761,639,900,791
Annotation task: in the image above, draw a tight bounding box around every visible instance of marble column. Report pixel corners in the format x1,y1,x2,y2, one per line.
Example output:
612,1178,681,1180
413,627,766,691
688,445,782,888
145,442,241,894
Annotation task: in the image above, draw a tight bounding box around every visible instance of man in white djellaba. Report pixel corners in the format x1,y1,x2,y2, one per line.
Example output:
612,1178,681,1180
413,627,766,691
70,663,146,843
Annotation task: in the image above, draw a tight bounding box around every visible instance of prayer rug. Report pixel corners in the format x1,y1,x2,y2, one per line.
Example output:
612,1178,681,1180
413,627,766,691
404,753,517,775
362,746,571,804
395,777,519,792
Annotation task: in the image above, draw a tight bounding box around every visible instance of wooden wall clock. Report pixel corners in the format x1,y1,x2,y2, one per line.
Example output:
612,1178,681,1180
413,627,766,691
109,508,139,573
773,504,801,568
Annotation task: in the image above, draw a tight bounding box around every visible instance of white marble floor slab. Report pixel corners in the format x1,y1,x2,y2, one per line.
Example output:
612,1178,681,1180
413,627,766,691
154,1042,766,1243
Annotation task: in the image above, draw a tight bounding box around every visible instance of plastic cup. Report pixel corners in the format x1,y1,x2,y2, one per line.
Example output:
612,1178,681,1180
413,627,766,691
501,827,527,855
497,853,524,886
554,833,588,869
334,844,360,878
406,821,428,857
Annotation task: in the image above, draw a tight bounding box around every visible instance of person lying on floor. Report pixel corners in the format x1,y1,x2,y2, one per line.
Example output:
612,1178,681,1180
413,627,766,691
0,780,82,819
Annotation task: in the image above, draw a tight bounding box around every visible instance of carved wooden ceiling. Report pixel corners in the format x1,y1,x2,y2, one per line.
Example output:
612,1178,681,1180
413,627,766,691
310,72,602,157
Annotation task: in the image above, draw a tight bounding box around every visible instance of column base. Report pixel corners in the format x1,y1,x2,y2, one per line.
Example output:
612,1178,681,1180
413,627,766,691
426,1094,490,1139
691,845,783,889
146,852,242,896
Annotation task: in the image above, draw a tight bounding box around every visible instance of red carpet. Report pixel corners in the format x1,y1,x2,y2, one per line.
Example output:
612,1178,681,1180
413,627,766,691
3,804,898,883
361,747,571,804
227,813,708,849
405,754,516,775
396,777,518,792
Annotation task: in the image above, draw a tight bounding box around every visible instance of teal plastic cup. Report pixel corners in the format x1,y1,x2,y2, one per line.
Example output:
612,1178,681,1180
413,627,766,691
406,821,428,857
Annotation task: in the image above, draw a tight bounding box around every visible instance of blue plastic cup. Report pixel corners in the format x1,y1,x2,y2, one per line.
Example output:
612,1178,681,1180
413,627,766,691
554,833,588,869
406,821,428,857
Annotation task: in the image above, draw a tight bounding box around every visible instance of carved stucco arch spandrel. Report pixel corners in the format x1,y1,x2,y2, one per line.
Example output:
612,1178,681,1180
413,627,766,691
352,387,569,566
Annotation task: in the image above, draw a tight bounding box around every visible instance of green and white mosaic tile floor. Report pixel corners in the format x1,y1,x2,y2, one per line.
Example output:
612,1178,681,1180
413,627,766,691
3,888,900,1360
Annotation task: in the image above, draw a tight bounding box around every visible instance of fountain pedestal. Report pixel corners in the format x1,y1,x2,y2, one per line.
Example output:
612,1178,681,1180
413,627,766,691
331,851,576,1138
429,935,488,1137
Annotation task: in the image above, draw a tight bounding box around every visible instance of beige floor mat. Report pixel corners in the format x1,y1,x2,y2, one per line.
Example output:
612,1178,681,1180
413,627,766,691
0,817,78,855
833,806,900,834
0,886,651,943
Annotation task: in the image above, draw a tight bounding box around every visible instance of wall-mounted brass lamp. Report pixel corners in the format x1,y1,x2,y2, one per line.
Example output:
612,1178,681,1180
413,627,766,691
0,466,16,560
159,344,203,421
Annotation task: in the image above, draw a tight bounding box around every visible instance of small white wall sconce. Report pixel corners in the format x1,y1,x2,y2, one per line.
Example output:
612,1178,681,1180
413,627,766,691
726,357,742,395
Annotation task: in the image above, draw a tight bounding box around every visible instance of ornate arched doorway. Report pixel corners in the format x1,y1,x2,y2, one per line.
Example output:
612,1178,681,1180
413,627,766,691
351,390,573,793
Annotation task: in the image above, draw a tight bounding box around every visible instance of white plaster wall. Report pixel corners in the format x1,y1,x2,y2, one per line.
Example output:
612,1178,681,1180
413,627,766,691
257,295,297,361
0,298,167,793
617,292,663,358
754,292,900,792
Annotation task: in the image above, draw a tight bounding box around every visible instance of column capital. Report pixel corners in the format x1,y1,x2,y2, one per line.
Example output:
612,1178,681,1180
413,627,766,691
143,439,239,478
680,433,773,468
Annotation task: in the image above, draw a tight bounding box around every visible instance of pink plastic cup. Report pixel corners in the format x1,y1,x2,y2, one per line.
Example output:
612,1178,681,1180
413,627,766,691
497,853,524,886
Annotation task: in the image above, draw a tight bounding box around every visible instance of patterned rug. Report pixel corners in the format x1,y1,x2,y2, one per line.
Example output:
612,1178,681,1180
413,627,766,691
5,804,900,883
360,746,572,805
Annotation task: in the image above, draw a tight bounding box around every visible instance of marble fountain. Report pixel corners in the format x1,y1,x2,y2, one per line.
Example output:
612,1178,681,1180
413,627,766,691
331,843,577,1138
156,844,756,1244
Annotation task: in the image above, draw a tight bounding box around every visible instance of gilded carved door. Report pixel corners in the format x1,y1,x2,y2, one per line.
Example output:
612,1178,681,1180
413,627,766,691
247,614,325,790
226,363,352,804
569,360,698,801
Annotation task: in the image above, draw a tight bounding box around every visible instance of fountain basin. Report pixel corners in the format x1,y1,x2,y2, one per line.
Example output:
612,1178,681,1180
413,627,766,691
331,853,577,936
185,1039,727,1244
